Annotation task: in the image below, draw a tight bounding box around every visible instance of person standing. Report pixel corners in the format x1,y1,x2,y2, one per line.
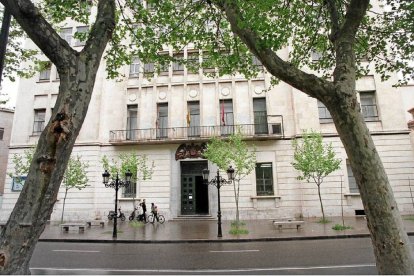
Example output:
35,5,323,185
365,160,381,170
141,199,147,222
151,202,159,222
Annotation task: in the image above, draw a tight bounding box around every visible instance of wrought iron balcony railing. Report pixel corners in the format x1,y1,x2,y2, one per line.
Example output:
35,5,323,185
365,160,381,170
109,116,284,144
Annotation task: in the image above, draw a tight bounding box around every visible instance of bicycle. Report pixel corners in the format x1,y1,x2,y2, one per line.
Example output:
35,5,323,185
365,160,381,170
148,213,165,224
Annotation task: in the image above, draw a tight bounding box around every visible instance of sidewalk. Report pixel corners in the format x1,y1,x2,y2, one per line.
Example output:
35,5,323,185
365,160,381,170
39,216,414,243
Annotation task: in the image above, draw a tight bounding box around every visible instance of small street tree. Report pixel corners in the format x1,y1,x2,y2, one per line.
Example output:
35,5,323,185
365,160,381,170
292,130,341,222
60,156,89,224
102,153,155,199
8,149,89,224
7,146,35,186
204,130,256,227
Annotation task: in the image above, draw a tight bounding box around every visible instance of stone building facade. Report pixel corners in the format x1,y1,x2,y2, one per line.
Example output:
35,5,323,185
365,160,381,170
0,107,14,207
1,10,414,222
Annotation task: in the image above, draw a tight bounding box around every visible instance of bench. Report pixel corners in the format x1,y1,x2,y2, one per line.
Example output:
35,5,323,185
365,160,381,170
60,223,86,233
86,221,105,228
273,220,304,230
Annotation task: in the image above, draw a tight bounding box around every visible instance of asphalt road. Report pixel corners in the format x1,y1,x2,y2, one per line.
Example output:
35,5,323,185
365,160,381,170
29,238,382,274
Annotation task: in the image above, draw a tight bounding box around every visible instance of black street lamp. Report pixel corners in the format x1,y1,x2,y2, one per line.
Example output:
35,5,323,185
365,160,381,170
102,169,132,238
202,166,235,238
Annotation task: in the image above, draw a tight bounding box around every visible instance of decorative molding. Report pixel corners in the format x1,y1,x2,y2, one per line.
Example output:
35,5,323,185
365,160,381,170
175,143,207,160
158,91,167,100
221,87,230,96
128,93,137,102
189,89,198,98
254,86,264,95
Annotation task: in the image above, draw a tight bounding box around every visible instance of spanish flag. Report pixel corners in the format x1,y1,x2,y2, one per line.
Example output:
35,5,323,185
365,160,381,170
221,100,225,126
186,106,191,126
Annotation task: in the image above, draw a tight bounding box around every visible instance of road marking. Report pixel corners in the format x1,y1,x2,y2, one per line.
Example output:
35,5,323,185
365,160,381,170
52,250,100,253
30,263,376,273
209,249,260,253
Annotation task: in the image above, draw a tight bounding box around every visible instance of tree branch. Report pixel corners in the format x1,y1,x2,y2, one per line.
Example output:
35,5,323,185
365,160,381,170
325,0,340,42
81,0,116,65
340,0,369,39
0,0,76,68
213,0,334,100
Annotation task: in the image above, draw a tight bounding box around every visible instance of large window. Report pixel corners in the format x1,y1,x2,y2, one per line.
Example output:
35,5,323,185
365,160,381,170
360,91,378,121
74,26,88,46
126,105,138,140
60,27,72,44
0,127,3,140
253,98,268,134
252,55,263,69
347,162,359,193
220,99,234,136
173,53,184,74
129,57,140,77
256,163,274,196
187,101,200,137
318,100,333,123
39,62,51,81
33,109,46,135
187,51,199,74
158,54,170,76
143,62,155,75
123,181,136,198
157,103,168,138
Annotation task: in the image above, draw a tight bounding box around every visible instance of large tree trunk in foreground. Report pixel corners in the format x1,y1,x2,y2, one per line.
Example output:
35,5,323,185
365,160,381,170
0,0,115,274
217,0,414,273
328,91,414,274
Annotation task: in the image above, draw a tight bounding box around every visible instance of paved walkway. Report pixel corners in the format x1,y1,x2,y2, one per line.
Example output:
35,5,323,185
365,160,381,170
39,216,414,243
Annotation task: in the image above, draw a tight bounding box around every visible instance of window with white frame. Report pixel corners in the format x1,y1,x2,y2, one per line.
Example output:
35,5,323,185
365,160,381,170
60,27,72,45
126,104,138,140
123,180,136,198
143,62,155,75
39,62,51,81
187,51,199,74
255,163,274,196
252,55,263,69
74,26,89,46
158,54,170,76
317,100,333,123
33,109,46,135
311,50,323,61
129,57,140,77
360,91,379,121
347,161,359,193
173,52,184,74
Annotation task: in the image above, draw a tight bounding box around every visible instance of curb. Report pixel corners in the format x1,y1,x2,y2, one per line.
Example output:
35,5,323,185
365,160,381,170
39,233,375,244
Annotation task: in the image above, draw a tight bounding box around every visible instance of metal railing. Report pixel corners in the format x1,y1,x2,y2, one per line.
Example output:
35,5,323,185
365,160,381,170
110,118,284,143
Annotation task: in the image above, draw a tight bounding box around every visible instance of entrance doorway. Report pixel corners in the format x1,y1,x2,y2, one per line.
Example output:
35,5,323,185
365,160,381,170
181,161,209,215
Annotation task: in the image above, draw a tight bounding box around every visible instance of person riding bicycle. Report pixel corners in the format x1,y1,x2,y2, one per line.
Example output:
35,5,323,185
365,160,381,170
151,202,159,222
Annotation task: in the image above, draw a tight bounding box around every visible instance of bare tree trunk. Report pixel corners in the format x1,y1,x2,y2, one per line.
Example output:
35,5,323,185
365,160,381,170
0,0,115,274
60,188,69,224
317,184,325,222
234,180,240,224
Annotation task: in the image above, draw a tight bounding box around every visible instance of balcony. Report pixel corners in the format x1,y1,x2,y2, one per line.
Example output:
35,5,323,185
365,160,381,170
109,116,284,144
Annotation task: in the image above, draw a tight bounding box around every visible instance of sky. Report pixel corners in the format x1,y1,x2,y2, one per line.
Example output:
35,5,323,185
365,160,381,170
0,77,18,109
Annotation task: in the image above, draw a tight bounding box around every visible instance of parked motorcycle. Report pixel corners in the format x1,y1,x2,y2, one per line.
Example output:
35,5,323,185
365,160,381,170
129,206,139,221
108,207,126,221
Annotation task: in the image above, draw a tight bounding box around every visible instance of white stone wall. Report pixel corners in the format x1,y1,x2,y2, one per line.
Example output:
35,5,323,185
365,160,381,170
3,10,414,222
0,108,14,197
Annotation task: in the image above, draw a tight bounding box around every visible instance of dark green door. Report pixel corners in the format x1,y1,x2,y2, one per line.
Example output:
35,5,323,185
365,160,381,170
181,174,196,214
180,161,209,215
